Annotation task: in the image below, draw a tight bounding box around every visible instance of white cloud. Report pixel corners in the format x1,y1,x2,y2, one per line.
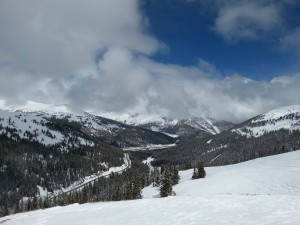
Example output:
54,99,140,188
0,0,161,77
1,0,300,122
214,1,282,41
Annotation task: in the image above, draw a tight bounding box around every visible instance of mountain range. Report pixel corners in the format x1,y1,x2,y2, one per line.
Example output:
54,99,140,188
152,105,300,167
99,111,235,137
0,101,175,149
1,101,300,218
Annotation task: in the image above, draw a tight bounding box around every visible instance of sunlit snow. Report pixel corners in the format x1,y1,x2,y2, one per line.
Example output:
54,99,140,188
2,151,300,225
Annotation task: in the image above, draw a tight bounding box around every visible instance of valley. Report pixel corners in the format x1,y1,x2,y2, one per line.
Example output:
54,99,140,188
1,102,300,224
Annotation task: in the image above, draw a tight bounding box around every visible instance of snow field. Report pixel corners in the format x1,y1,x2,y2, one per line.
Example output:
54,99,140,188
2,151,300,225
144,150,300,198
1,195,300,225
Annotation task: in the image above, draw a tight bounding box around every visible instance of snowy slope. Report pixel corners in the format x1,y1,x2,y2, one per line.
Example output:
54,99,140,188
0,109,124,149
232,105,300,137
144,150,300,198
2,151,300,225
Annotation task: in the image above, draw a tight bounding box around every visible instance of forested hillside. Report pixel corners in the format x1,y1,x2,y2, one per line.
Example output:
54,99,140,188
151,106,300,167
0,109,173,217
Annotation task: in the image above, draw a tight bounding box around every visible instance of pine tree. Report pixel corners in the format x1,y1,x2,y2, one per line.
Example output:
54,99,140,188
160,165,173,197
32,196,38,209
152,168,161,187
132,176,142,199
192,161,206,179
3,198,9,216
171,165,180,185
184,161,192,170
14,198,20,214
197,162,206,178
125,181,133,200
38,197,43,209
79,189,88,204
114,186,122,201
26,199,31,211
43,197,50,209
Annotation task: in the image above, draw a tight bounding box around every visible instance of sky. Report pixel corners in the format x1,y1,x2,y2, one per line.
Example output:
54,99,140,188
0,0,300,122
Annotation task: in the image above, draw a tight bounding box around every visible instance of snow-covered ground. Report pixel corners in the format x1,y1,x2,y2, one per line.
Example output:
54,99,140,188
143,150,300,198
2,151,300,225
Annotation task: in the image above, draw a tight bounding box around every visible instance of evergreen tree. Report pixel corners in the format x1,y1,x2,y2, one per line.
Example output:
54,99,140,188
132,176,142,199
114,186,122,201
3,198,9,216
184,161,192,170
171,164,180,185
26,199,31,211
160,165,173,197
192,161,206,179
152,168,161,187
38,197,43,209
197,162,206,178
125,181,133,200
43,197,50,209
79,189,88,204
14,198,20,214
32,196,38,209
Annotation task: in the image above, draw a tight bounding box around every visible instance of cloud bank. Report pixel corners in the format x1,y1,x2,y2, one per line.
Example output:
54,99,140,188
0,0,300,122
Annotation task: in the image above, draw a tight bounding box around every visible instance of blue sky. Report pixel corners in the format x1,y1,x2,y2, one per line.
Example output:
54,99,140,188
142,0,300,80
1,0,300,121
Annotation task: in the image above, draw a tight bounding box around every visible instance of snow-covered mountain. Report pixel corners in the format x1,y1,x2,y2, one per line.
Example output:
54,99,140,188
0,101,175,149
1,101,235,138
2,150,300,225
232,105,300,137
153,105,300,166
0,100,72,114
100,112,235,137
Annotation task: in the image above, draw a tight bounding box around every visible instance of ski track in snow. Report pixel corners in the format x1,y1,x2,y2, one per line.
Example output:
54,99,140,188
2,151,300,225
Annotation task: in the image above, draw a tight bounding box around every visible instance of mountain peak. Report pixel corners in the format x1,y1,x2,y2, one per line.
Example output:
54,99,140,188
253,105,300,123
0,100,85,115
232,105,300,138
